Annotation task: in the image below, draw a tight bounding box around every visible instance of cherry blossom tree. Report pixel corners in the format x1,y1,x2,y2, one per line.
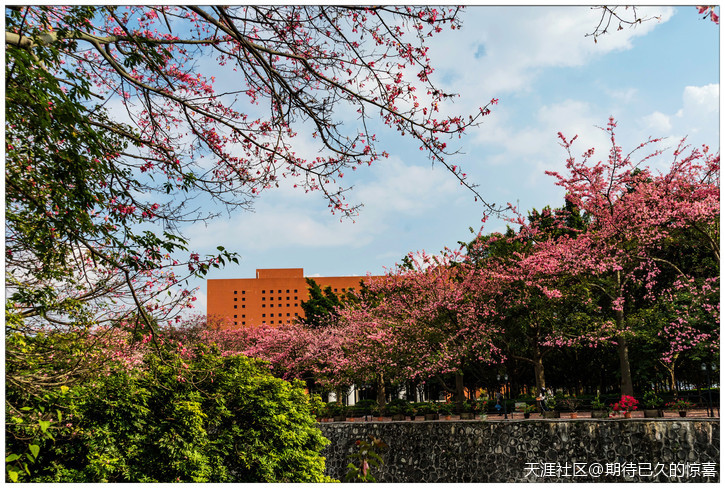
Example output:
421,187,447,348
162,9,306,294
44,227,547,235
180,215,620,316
6,6,498,353
534,118,719,395
336,251,504,409
463,206,601,394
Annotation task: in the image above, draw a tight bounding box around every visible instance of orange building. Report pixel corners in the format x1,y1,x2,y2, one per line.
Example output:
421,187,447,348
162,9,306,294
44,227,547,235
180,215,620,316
207,268,377,328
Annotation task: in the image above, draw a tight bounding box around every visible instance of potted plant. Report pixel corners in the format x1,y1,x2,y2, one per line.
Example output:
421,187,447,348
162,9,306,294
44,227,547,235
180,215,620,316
346,405,357,422
405,403,418,421
386,399,408,421
420,402,440,421
562,396,580,419
522,404,537,419
371,404,384,422
666,398,694,417
590,396,609,419
438,403,453,420
543,397,560,419
642,391,664,418
612,395,639,418
460,400,476,420
331,404,347,422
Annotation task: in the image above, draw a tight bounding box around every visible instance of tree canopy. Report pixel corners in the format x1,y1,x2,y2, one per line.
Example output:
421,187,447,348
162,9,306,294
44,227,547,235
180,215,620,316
6,5,495,347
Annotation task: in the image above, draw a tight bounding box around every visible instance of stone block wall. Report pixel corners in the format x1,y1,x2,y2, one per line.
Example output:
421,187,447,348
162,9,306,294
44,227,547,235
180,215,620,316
319,419,719,482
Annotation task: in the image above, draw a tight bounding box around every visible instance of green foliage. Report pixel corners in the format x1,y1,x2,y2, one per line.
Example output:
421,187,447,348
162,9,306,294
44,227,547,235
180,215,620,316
591,396,607,410
437,403,453,416
345,436,388,482
6,339,332,482
642,391,663,409
352,399,377,416
384,398,408,416
300,278,354,328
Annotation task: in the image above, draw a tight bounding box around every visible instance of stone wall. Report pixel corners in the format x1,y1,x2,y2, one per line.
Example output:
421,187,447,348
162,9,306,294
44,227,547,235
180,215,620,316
319,419,719,482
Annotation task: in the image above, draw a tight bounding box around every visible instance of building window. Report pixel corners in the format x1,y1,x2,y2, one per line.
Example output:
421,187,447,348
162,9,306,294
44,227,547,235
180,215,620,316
286,289,290,293
294,289,298,293
287,313,290,317
286,304,290,308
234,314,237,318
242,297,245,301
242,305,245,308
286,296,290,300
270,289,274,294
234,321,237,325
242,290,245,294
234,297,237,301
278,289,281,293
262,297,266,301
234,290,237,294
262,304,266,308
234,305,237,309
262,290,265,294
294,313,299,317
242,314,245,318
242,321,246,325
262,314,266,317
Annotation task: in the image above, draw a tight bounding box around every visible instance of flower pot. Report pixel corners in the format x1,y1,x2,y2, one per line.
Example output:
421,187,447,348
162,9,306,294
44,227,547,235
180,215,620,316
444,415,452,420
679,411,687,417
459,412,475,420
376,416,384,422
569,412,578,419
644,409,663,418
624,411,632,419
591,410,609,419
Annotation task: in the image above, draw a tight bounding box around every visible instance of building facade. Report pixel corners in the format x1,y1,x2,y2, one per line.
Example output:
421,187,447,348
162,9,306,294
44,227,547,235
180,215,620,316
207,268,376,328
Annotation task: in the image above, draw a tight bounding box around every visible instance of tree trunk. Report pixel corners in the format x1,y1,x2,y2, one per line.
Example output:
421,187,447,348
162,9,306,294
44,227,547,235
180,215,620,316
616,330,634,397
376,372,386,409
614,275,634,397
533,343,546,391
659,354,678,392
455,371,465,413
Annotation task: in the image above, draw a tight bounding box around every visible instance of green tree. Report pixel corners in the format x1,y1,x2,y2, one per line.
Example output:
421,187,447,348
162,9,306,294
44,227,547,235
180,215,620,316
6,336,332,482
300,278,345,328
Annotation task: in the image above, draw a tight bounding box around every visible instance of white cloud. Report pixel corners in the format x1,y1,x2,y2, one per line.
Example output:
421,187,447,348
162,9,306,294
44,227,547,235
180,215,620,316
428,6,674,98
183,154,462,256
642,111,672,133
639,83,719,151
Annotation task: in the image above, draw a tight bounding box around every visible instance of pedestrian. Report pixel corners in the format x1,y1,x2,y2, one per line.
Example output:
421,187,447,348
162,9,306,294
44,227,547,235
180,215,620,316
495,391,503,415
537,387,549,413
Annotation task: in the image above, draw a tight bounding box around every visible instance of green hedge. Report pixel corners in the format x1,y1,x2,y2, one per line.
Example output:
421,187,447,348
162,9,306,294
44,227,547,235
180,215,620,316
6,339,333,482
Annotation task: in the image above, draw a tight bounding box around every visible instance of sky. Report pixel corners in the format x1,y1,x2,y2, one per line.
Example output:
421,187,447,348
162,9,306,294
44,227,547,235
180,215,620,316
183,6,720,316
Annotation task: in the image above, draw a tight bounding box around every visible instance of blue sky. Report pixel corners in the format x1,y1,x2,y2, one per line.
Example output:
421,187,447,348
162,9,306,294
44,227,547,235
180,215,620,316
184,6,719,315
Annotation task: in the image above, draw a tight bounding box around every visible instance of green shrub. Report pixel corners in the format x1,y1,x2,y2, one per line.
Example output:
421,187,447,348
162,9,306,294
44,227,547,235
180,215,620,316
385,398,408,416
352,399,377,416
6,340,333,482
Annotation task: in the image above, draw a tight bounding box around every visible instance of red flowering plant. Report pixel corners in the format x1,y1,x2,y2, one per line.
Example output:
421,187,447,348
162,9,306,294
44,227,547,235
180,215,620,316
665,398,694,411
611,395,639,415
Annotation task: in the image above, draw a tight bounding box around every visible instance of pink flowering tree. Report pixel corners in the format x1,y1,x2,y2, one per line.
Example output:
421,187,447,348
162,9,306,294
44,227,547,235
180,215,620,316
6,5,499,391
336,251,504,409
464,209,605,394
538,119,719,395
